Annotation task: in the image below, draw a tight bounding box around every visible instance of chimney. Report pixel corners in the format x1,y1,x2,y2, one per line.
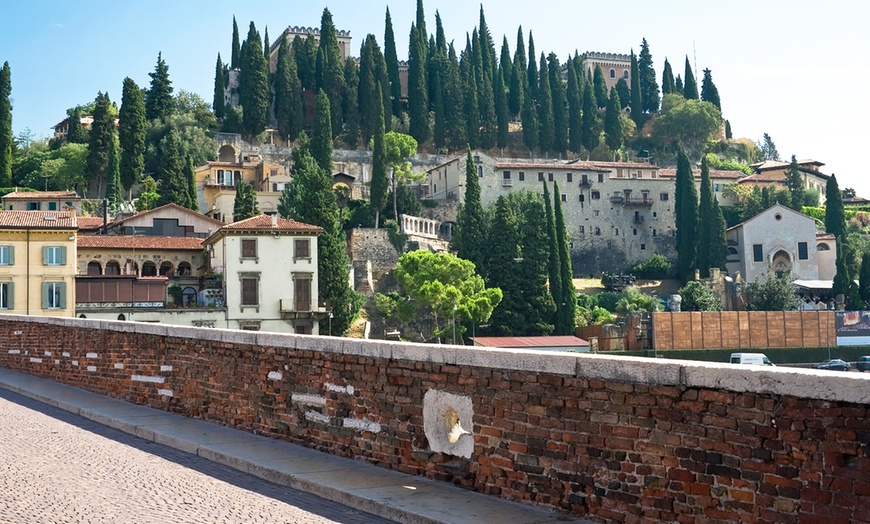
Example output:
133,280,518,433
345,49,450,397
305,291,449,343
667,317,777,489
271,214,278,228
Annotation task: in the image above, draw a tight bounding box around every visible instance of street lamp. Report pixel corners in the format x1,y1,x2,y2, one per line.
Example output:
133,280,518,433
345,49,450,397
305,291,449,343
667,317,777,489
328,310,334,336
452,301,457,345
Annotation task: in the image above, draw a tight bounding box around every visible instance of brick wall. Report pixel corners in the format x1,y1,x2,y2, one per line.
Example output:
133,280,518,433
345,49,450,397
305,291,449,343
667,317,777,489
0,315,868,523
652,311,836,350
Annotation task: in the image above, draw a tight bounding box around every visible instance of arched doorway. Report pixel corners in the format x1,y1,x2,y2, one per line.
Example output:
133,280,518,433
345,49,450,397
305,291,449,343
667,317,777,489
87,261,102,275
218,144,236,162
142,261,157,277
105,260,121,275
772,249,791,278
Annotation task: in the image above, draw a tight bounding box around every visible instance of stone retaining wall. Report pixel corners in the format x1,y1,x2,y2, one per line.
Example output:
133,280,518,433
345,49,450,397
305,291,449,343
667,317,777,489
0,315,867,523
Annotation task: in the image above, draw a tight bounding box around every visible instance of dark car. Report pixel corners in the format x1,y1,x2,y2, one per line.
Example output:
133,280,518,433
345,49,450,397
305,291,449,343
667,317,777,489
857,356,870,372
816,359,851,372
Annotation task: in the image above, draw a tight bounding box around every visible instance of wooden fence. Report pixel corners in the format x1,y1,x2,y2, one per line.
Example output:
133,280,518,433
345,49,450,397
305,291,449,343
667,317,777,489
651,311,836,350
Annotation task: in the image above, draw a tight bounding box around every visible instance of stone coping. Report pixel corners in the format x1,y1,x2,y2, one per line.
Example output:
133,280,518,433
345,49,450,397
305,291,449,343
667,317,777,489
3,315,868,404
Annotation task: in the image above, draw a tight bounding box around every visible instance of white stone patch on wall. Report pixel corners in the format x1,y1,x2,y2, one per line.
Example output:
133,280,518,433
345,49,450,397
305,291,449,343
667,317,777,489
44,351,51,356
343,417,381,433
157,389,173,397
72,361,79,366
131,375,165,384
325,382,354,395
29,358,42,364
305,411,331,424
160,365,172,372
268,371,283,381
8,350,20,354
54,360,60,365
62,352,70,357
87,366,97,372
114,363,124,369
423,389,474,459
291,393,327,407
86,353,98,359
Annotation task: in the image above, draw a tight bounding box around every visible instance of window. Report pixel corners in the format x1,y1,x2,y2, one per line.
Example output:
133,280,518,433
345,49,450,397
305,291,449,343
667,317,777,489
753,244,764,262
234,171,242,186
623,70,629,80
633,229,637,236
598,173,604,183
579,194,585,202
241,239,257,259
141,261,157,276
241,277,259,307
477,166,483,178
106,261,121,275
159,261,173,276
294,274,312,311
798,242,808,260
579,225,585,234
43,246,65,266
48,202,57,211
503,170,511,180
0,245,13,266
0,282,12,309
561,193,567,202
519,171,525,181
653,212,657,218
87,261,101,275
28,202,40,210
42,282,65,310
641,244,646,250
538,172,544,182
615,228,619,236
295,239,311,259
609,68,616,79
595,227,601,236
548,173,554,182
216,170,225,185
660,193,669,201
591,191,600,200
594,210,600,216
566,173,573,183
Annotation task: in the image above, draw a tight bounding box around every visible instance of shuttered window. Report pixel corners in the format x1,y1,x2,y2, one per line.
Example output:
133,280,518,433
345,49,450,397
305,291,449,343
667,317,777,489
0,282,13,309
241,278,258,306
294,239,310,259
0,246,13,265
241,239,257,258
42,282,65,309
43,246,66,266
294,276,311,311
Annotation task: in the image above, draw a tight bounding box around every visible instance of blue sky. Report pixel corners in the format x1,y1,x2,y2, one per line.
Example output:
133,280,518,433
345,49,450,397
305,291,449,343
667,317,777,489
3,1,868,195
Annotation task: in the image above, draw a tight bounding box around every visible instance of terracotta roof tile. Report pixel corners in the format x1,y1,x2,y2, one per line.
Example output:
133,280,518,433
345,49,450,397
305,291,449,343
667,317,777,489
222,214,322,232
0,211,77,229
76,236,203,250
110,203,224,227
1,190,81,200
657,168,745,180
77,217,110,230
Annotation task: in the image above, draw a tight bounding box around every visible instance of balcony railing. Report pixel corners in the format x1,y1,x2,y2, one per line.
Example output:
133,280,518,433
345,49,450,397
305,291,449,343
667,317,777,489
501,179,513,187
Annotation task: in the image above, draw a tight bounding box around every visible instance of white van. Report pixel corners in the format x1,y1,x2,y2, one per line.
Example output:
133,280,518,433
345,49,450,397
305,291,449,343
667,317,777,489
730,353,775,366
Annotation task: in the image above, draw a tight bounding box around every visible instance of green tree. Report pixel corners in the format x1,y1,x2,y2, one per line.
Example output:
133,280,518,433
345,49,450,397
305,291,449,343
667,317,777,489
395,250,502,343
508,27,526,119
758,132,780,161
155,128,189,207
460,41,479,150
859,252,870,307
359,34,387,143
553,181,577,334
786,155,805,211
725,120,732,140
370,96,389,228
580,78,601,158
512,192,556,334
604,88,624,156
593,65,608,109
677,281,721,311
526,32,537,101
239,22,270,138
145,52,174,121
119,77,146,198
499,36,513,101
315,8,345,137
638,38,660,113
311,90,333,173
494,66,510,150
476,37,497,150
700,68,721,111
629,50,642,126
548,53,567,154
825,173,846,239
232,179,259,221
652,94,722,158
185,155,197,211
136,175,160,211
743,267,800,311
520,74,538,153
66,108,86,144
231,16,241,69
294,35,317,91
675,148,698,280
273,37,303,143
384,8,402,119
543,182,562,331
452,148,486,269
342,58,360,148
566,58,583,153
263,27,270,59
675,75,683,94
615,78,630,110
213,54,225,120
0,61,11,187
408,23,429,143
536,54,554,153
683,56,699,99
661,58,676,95
86,91,115,198
105,132,121,204
383,131,420,225
697,156,728,277
485,196,524,334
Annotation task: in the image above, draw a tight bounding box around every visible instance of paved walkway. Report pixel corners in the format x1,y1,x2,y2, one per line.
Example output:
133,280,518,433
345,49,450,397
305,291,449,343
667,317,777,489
0,368,592,524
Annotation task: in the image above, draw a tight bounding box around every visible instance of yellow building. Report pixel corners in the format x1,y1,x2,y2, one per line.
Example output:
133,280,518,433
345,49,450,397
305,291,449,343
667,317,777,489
194,150,289,222
0,211,77,316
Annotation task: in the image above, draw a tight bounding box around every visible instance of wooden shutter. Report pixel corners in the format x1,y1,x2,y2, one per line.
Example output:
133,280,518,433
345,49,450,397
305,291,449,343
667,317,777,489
294,277,311,311
60,246,67,265
241,278,258,306
41,282,49,309
242,239,257,258
58,282,66,309
6,282,13,309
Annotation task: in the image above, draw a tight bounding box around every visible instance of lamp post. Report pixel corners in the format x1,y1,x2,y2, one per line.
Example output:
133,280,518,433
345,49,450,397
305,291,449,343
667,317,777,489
452,301,457,345
328,310,333,337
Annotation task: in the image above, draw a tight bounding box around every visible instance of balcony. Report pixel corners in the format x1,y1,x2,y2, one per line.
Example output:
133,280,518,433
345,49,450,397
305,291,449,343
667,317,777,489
611,193,653,207
634,215,645,223
501,178,513,187
579,178,592,188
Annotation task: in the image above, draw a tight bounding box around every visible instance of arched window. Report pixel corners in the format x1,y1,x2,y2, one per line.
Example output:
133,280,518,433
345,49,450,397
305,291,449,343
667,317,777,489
159,261,173,276
177,261,192,276
105,260,121,275
142,261,157,277
87,261,102,275
728,247,738,255
610,68,616,79
623,70,629,79
117,314,126,321
182,287,198,306
817,243,830,251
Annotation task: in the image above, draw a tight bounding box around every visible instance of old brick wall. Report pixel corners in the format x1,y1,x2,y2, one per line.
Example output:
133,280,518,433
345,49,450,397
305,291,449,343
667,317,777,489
652,311,836,350
0,316,868,523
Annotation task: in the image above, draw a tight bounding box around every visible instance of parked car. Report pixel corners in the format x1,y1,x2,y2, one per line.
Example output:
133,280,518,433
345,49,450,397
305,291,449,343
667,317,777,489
816,359,851,371
857,356,870,372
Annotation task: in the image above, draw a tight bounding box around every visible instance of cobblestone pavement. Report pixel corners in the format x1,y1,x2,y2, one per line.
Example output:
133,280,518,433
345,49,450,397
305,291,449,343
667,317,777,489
0,389,395,524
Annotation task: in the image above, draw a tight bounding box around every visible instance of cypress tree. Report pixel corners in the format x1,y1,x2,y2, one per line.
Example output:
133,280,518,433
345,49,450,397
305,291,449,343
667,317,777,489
370,88,389,227
514,193,556,335
233,179,259,221
186,156,198,211
604,88,624,156
553,181,577,335
86,92,114,198
119,77,146,197
825,174,846,244
675,75,683,95
859,252,870,307
145,52,174,121
486,196,523,334
0,61,12,188
700,68,721,110
231,17,241,69
432,66,447,149
580,78,601,158
106,132,121,204
593,65,608,109
213,54,226,120
444,45,466,152
460,43,479,150
383,7,402,119
311,90,333,174
675,148,698,280
66,108,86,144
697,156,728,278
536,54,554,154
615,78,630,110
521,76,539,154
567,58,583,154
725,120,732,140
526,32,537,101
638,38,660,113
294,35,317,91
477,64,497,149
263,27,270,59
629,50,643,126
273,36,303,142
240,22,270,138
500,36,513,94
408,23,430,143
661,58,676,95
786,155,805,211
316,9,345,137
543,182,562,331
342,58,360,148
452,147,486,270
359,35,382,143
548,53,568,154
155,128,188,207
508,27,526,119
683,56,699,99
478,5,496,80
494,66,509,150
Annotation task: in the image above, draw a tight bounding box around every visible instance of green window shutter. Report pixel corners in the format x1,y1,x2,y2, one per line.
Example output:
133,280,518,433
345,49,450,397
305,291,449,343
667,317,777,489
58,282,66,309
42,246,49,265
60,246,67,265
41,282,49,309
8,246,13,266
6,282,13,309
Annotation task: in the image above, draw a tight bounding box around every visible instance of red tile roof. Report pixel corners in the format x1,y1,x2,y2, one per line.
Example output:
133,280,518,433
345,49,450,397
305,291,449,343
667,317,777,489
657,168,746,180
0,211,77,229
76,236,203,250
472,336,590,348
221,214,322,232
109,203,224,227
77,217,110,230
1,190,81,200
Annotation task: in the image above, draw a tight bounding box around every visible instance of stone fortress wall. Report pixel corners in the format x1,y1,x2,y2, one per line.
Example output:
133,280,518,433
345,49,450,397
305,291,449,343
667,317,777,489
0,315,867,523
